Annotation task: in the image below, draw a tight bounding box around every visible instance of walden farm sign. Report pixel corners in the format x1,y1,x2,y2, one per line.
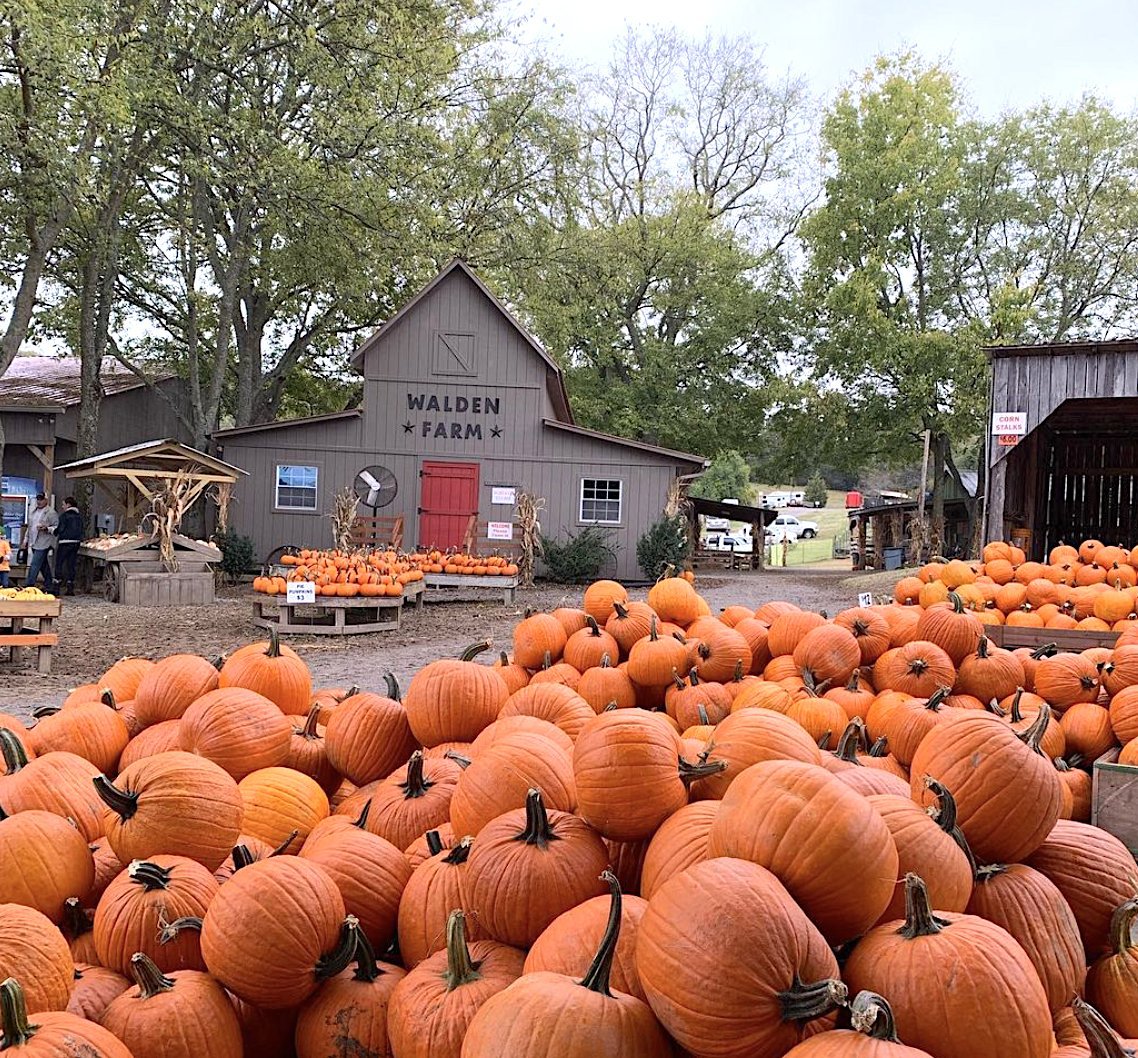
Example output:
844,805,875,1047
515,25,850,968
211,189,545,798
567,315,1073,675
405,392,502,440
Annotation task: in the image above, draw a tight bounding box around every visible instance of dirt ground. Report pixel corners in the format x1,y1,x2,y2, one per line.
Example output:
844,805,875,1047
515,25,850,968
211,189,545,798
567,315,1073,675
0,567,906,720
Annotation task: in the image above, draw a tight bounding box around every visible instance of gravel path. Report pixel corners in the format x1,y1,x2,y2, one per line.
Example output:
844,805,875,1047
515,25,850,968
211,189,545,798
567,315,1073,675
0,567,902,721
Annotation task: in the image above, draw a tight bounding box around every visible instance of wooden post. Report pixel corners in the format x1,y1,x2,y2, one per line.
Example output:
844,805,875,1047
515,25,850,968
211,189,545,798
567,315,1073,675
856,517,867,571
752,517,764,571
43,444,54,500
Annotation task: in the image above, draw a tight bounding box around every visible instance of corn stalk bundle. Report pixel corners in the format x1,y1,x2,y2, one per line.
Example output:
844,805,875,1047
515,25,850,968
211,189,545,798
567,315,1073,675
514,491,545,587
330,486,360,552
208,481,234,533
140,471,194,572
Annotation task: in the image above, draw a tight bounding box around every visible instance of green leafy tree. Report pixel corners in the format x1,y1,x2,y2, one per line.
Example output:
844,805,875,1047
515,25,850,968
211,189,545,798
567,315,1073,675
689,450,751,501
804,472,828,507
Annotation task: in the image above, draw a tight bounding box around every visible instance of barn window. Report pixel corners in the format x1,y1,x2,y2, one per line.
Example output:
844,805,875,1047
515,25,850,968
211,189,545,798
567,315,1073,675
580,479,622,524
275,465,319,511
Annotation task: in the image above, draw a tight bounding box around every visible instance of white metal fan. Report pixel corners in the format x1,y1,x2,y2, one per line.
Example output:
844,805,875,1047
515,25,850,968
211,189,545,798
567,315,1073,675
354,465,398,509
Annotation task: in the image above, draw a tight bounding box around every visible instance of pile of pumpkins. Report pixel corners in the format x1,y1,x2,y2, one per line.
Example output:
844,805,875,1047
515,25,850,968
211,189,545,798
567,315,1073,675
1,573,1137,1057
894,538,1138,630
252,549,424,597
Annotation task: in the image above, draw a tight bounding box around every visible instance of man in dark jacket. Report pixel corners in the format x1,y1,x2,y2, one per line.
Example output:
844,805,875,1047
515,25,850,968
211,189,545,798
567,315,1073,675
55,497,85,596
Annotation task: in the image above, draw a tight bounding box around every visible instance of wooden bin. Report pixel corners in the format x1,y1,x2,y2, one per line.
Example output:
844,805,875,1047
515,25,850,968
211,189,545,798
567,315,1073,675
119,561,215,607
1092,748,1138,858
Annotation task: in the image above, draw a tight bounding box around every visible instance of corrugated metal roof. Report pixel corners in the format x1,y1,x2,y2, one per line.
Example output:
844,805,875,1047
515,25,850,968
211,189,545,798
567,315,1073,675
542,418,708,467
57,438,246,477
213,408,363,438
0,355,171,408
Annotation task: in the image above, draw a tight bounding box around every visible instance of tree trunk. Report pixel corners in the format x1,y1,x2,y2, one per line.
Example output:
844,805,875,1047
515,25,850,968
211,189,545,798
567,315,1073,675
930,431,946,558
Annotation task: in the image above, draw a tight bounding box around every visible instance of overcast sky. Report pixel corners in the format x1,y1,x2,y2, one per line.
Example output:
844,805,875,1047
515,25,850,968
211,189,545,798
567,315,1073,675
514,0,1138,115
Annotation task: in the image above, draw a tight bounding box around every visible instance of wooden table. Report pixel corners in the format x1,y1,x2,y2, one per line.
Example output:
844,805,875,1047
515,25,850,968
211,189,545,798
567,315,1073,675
252,593,404,635
0,598,61,674
423,573,519,605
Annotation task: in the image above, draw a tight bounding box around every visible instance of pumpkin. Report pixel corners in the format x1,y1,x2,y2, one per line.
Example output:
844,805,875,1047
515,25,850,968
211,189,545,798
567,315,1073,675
491,651,530,695
605,601,658,656
100,953,243,1058
238,766,329,849
785,692,848,750
636,856,844,1058
93,855,217,976
767,610,828,657
966,862,1087,1014
881,687,957,768
284,706,339,794
1104,644,1138,697
299,803,412,952
647,576,701,625
664,671,731,729
874,640,956,698
0,811,93,924
1109,685,1138,745
1055,756,1093,822
118,718,181,770
0,977,132,1057
551,606,591,638
464,788,608,947
639,800,719,899
294,918,405,1058
95,751,243,871
449,731,575,837
573,710,726,841
498,681,596,740
89,840,124,903
0,730,104,842
825,670,877,721
834,607,892,665
564,616,621,672
403,642,509,746
1073,998,1138,1056
396,837,484,968
1034,652,1101,709
132,653,220,727
471,715,573,755
323,684,417,785
60,899,96,964
463,870,672,1058
731,678,794,714
792,624,862,689
387,909,524,1058
338,750,461,851
954,635,1025,702
200,856,350,1008
866,783,973,925
218,629,311,715
583,579,629,624
915,594,983,664
781,991,935,1057
26,702,129,776
626,616,690,688
0,904,74,1014
732,617,773,674
1085,898,1138,1038
843,874,1053,1058
525,875,649,1000
512,611,568,669
66,964,129,1022
1001,687,1067,758
1026,820,1138,959
693,625,753,683
228,992,298,1058
577,654,637,711
97,656,156,702
1060,702,1116,761
707,759,898,944
909,707,1062,864
177,686,292,780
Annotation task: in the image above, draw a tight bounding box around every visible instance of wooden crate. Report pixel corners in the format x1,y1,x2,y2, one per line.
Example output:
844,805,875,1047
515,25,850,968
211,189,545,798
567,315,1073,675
1092,748,1138,858
985,625,1120,651
119,563,215,607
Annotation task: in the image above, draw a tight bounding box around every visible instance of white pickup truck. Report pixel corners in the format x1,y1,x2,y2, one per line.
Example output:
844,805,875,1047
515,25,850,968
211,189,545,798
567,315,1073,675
768,514,819,540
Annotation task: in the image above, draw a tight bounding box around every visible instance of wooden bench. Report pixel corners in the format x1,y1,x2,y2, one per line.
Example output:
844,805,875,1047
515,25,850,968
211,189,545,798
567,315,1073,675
350,515,404,551
0,598,61,674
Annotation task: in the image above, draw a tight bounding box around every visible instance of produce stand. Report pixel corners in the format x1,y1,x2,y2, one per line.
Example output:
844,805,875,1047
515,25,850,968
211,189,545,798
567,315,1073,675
0,597,60,673
80,534,221,605
1092,748,1138,857
252,594,404,635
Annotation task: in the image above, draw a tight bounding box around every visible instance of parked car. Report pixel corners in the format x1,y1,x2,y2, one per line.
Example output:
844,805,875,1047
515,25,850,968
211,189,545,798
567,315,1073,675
702,516,731,531
769,514,819,539
702,531,753,553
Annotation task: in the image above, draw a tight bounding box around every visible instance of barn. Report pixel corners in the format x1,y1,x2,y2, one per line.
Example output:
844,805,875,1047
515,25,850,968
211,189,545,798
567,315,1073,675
985,338,1138,559
215,260,707,580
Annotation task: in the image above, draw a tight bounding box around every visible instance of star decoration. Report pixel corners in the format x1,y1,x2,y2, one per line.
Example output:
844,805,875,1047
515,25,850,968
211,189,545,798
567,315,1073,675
490,425,502,438
402,421,414,434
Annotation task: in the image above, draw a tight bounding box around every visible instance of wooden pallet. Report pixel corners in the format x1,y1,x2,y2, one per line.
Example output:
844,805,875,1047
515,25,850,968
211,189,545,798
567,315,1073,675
0,598,61,674
252,594,403,635
985,625,1120,651
1092,748,1138,858
423,572,518,605
350,514,404,551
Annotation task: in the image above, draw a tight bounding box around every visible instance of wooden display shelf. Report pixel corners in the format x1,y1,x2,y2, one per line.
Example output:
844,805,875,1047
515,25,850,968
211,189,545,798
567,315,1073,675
0,598,61,674
423,572,518,605
1092,748,1138,858
252,593,404,635
985,626,1120,651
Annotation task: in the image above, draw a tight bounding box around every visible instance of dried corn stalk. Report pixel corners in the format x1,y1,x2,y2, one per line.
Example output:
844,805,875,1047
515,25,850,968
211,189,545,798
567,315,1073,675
140,470,194,572
208,481,233,533
514,491,545,587
664,477,685,518
330,486,360,552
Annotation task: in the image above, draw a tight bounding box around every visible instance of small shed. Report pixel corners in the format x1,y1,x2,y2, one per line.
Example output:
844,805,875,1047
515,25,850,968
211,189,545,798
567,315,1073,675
985,339,1138,559
688,497,777,570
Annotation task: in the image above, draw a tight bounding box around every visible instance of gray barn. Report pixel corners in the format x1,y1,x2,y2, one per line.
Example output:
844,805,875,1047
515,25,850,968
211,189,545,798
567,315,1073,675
985,338,1138,559
215,261,707,579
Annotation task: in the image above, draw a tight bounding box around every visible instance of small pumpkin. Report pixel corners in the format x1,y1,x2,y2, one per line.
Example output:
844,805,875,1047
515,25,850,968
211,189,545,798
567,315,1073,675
132,653,221,728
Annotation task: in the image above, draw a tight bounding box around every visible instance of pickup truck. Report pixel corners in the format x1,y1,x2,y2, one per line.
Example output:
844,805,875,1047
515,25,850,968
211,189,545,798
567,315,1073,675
769,514,819,540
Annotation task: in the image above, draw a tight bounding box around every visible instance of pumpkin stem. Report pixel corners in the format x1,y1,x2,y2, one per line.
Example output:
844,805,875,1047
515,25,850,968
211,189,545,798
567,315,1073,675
299,705,322,738
816,730,832,749
778,976,849,1023
156,911,203,945
732,659,745,683
600,653,613,669
898,873,950,938
459,640,493,662
975,636,990,659
1072,998,1131,1058
498,651,511,667
443,910,482,991
578,870,622,997
688,669,702,686
648,615,659,641
230,844,257,872
425,830,444,857
401,751,435,798
266,627,282,658
948,591,965,614
833,720,866,765
443,837,474,864
129,953,176,999
922,778,959,833
383,672,401,701
696,704,710,726
352,799,373,830
849,991,902,1041
127,860,172,891
63,897,92,940
443,750,472,769
924,686,951,711
1008,687,1026,723
0,978,37,1047
1108,897,1138,956
677,755,728,785
611,601,629,620
671,670,687,692
515,788,560,847
845,670,861,692
0,729,28,772
868,736,889,758
92,775,139,820
31,705,60,719
343,685,360,700
316,915,363,981
603,701,618,712
1016,702,1053,756
100,688,118,710
1030,643,1058,659
985,697,1007,717
585,615,601,636
541,651,553,670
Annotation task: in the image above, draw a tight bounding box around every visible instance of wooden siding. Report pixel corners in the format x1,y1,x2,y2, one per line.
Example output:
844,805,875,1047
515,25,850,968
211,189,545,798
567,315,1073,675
52,378,192,448
1,411,57,446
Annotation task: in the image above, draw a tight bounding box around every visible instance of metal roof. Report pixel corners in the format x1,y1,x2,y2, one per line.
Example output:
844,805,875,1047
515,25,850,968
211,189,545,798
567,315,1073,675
689,495,777,526
57,438,246,478
542,418,707,467
213,408,363,439
985,337,1138,359
0,355,172,408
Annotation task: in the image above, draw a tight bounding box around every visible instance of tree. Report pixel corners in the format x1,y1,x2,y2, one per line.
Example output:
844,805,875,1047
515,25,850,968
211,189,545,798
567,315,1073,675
804,471,828,507
689,450,751,501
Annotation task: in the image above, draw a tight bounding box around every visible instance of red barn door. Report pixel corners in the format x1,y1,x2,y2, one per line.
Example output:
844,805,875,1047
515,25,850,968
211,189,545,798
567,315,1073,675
418,461,480,550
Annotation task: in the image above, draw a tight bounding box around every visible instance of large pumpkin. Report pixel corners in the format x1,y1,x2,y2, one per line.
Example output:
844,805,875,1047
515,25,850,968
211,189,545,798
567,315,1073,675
1033,652,1101,709
238,766,328,849
843,874,1053,1058
497,682,595,740
583,579,629,623
954,635,1026,702
396,837,484,968
780,991,935,1057
707,760,898,944
792,624,862,688
0,904,74,1014
178,687,292,781
874,640,956,697
0,977,132,1057
403,642,509,746
323,684,417,785
639,800,720,899
915,594,983,664
132,653,220,727
636,857,845,1058
26,702,129,776
512,610,569,669
0,731,104,842
0,811,94,924
218,630,312,715
463,870,672,1058
1085,898,1138,1038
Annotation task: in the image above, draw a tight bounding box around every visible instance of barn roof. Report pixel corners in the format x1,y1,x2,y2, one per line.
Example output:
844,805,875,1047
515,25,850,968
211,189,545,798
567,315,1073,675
542,419,707,467
985,337,1138,358
0,355,173,409
350,259,574,423
214,408,363,438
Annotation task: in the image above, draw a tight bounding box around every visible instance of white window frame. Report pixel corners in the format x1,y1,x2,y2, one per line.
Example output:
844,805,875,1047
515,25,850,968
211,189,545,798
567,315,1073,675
275,464,319,512
579,478,623,525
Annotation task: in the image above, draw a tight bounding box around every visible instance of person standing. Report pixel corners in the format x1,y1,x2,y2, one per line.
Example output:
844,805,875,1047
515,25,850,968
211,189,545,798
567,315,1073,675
0,533,11,588
22,494,58,593
56,497,85,596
